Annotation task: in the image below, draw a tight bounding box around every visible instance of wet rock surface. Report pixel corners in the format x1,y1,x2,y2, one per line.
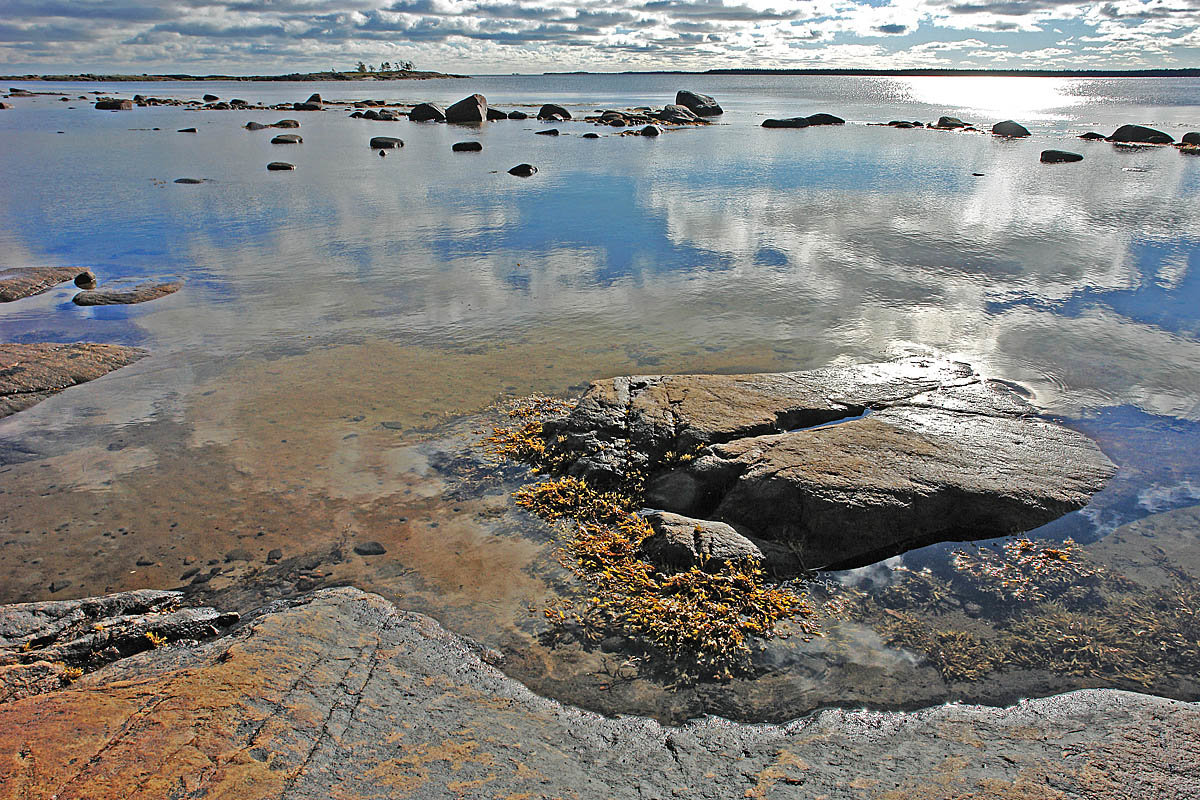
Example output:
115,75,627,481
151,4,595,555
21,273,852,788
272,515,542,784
1042,149,1084,163
0,587,1193,799
73,279,183,305
0,342,148,418
547,357,1115,569
0,266,95,302
675,89,722,116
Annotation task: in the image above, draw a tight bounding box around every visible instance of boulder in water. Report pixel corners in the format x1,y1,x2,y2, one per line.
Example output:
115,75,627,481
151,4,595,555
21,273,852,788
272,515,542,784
675,90,722,116
408,102,446,122
445,94,488,124
1108,124,1174,144
1041,150,1083,163
992,120,1030,137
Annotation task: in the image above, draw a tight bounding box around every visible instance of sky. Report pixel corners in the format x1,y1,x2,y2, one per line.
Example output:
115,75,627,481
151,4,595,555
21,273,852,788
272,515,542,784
0,0,1198,74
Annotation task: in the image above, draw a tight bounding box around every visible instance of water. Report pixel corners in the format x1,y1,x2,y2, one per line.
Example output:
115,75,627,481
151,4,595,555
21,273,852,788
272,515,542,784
1,74,1198,723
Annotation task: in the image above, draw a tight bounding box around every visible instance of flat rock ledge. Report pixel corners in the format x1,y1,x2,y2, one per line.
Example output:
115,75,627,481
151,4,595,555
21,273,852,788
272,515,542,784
0,342,148,418
73,278,183,305
0,587,1194,799
0,266,96,302
546,357,1116,569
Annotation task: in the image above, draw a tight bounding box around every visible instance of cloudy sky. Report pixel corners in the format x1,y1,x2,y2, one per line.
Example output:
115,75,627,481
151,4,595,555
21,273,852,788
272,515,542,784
1,0,1198,74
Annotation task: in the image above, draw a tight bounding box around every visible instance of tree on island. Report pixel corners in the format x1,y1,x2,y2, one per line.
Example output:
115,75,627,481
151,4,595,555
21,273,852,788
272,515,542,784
353,60,415,75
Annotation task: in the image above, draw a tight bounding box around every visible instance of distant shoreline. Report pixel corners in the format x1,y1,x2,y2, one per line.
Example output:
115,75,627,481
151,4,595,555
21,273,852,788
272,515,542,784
0,70,467,82
661,68,1200,78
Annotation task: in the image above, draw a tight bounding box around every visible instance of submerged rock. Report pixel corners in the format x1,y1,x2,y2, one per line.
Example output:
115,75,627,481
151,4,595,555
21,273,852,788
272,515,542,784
244,121,268,130
271,119,300,128
452,141,483,152
675,90,722,116
270,133,302,144
545,357,1115,570
804,112,844,126
445,93,488,124
408,102,446,122
0,266,96,302
267,161,295,171
73,279,183,306
1078,131,1106,140
94,98,132,111
0,342,147,418
1108,124,1173,144
1041,149,1084,163
534,128,560,136
507,110,528,120
537,103,572,120
992,120,1030,137
762,117,809,128
508,163,538,177
369,136,403,149
173,177,203,184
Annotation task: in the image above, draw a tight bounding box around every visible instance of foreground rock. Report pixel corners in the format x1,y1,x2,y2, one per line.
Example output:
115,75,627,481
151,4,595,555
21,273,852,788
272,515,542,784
1042,149,1084,163
762,113,844,129
1108,124,1174,144
94,98,132,111
676,90,722,116
546,357,1115,569
0,266,95,302
0,342,147,418
368,136,403,149
73,279,183,306
0,587,1194,798
508,163,537,177
992,120,1030,137
445,93,488,123
408,102,445,122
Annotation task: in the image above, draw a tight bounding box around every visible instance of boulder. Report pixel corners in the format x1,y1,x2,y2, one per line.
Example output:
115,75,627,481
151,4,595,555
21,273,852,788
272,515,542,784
369,136,404,149
173,178,204,184
244,121,268,130
408,102,446,122
267,161,295,171
934,116,968,129
305,93,322,105
73,279,184,306
271,119,300,128
0,266,97,302
762,117,809,128
507,110,528,120
654,105,698,124
1181,132,1200,146
445,93,488,124
270,133,302,144
0,342,147,418
582,132,600,139
805,113,844,126
353,541,387,556
639,510,764,571
452,141,483,152
94,99,132,111
508,163,537,177
639,124,661,137
1078,131,1106,140
675,90,722,116
534,128,560,136
202,93,219,102
486,107,509,120
991,120,1030,137
0,102,11,110
537,103,572,120
1108,124,1173,144
1041,149,1083,163
177,127,197,133
544,357,1115,570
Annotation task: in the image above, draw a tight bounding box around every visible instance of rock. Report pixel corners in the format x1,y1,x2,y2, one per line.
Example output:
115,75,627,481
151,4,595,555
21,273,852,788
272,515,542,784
762,117,809,128
1108,124,1173,144
270,133,302,144
135,556,154,566
639,125,661,137
805,113,844,126
654,104,698,124
582,132,600,139
244,121,268,130
266,548,283,564
173,178,203,184
304,93,322,105
73,279,183,306
202,94,219,102
0,587,1194,797
271,119,300,128
445,93,488,124
1078,131,1106,140
353,541,387,556
224,549,252,562
452,141,483,152
934,116,968,129
408,102,446,122
369,136,403,149
535,128,560,136
74,270,97,290
176,127,197,133
1181,132,1200,146
486,107,509,120
0,266,97,302
507,110,528,120
545,357,1115,570
94,99,132,111
675,90,722,116
0,342,147,418
267,161,295,171
508,163,537,177
639,510,764,570
537,103,572,120
992,120,1030,137
1041,149,1084,163
293,101,322,111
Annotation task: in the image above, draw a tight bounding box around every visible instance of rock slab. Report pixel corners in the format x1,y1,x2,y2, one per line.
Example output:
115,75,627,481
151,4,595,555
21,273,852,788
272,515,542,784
0,342,148,418
0,266,96,302
73,279,183,305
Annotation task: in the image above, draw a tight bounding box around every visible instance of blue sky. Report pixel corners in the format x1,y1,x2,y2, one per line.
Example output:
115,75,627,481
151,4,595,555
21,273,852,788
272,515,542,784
1,0,1198,73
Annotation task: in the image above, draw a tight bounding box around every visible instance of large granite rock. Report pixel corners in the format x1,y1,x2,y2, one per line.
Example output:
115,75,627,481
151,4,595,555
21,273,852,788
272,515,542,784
546,357,1115,569
0,266,95,302
445,93,488,123
0,342,148,418
675,90,722,116
0,587,1194,798
992,119,1030,137
1108,124,1174,144
408,102,445,122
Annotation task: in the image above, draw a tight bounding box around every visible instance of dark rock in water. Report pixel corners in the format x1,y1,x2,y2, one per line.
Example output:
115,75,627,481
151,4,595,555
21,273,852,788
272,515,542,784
639,124,661,137
0,342,147,418
267,161,295,171
271,133,302,144
271,119,300,128
537,103,572,120
304,93,322,105
675,90,722,116
1078,131,1106,140
244,121,268,130
173,178,204,184
408,102,446,122
1,266,96,302
452,141,483,152
534,128,559,136
94,99,132,111
1041,149,1084,163
934,116,968,129
544,357,1115,570
0,102,11,110
1108,124,1173,144
1181,132,1200,146
992,120,1030,137
369,136,403,149
230,98,247,106
73,279,183,306
177,127,197,133
805,113,844,126
639,510,765,571
202,94,218,102
74,270,97,290
888,120,922,128
446,93,488,124
508,163,537,177
349,111,364,119
582,132,600,139
507,110,528,120
762,117,810,128
293,101,322,111
486,107,508,120
353,541,387,556
0,586,1192,797
654,104,699,124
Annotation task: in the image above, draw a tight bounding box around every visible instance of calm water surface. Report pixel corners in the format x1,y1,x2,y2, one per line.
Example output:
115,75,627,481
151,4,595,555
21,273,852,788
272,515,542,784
1,74,1198,722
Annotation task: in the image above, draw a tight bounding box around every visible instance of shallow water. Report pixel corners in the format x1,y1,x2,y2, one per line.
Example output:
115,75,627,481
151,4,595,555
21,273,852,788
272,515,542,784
1,74,1198,722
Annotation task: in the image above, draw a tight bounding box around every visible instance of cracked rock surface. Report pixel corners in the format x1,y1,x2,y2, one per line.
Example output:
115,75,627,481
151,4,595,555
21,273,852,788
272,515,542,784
548,357,1116,569
0,342,148,418
0,587,1195,799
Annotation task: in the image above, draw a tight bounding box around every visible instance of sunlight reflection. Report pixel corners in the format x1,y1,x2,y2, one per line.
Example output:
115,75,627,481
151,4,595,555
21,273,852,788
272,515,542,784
899,77,1086,119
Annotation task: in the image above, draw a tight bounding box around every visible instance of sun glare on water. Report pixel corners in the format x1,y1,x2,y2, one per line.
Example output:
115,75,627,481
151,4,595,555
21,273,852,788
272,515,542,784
900,76,1087,119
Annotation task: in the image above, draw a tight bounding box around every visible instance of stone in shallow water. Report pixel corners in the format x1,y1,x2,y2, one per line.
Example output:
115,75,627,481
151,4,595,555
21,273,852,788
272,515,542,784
546,357,1115,570
73,279,182,306
0,266,95,302
0,342,148,418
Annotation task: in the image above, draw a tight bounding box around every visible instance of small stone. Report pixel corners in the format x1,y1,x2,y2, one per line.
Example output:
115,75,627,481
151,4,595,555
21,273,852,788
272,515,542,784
1041,149,1083,163
535,128,559,136
452,141,483,152
508,164,537,177
267,162,295,171
354,541,387,556
266,549,283,564
270,134,302,144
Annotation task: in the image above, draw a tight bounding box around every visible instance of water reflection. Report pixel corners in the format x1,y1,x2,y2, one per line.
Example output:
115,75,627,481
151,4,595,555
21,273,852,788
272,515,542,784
898,76,1087,120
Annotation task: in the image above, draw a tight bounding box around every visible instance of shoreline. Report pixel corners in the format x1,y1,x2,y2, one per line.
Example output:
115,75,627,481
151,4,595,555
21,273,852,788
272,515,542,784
0,70,467,82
